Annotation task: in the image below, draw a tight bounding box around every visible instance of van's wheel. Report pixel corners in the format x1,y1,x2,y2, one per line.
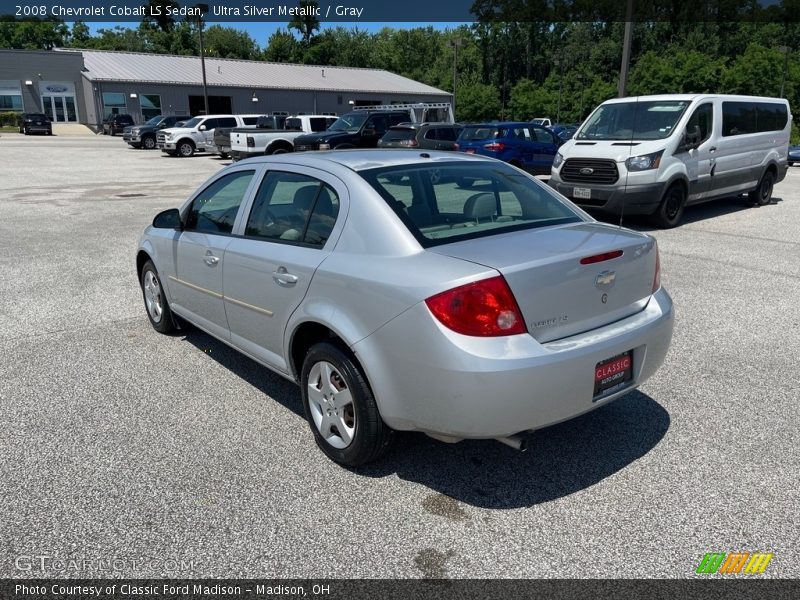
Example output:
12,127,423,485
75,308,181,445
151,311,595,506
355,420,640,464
748,171,774,207
651,184,685,228
301,342,393,467
140,260,176,334
178,140,195,157
142,135,156,150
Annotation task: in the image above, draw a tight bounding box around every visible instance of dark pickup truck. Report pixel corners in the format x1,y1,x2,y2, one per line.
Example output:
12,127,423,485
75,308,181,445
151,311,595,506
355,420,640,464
123,114,191,149
215,115,287,159
293,110,410,152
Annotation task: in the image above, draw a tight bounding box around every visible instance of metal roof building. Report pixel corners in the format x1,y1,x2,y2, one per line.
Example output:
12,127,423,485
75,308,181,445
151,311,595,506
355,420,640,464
0,48,451,129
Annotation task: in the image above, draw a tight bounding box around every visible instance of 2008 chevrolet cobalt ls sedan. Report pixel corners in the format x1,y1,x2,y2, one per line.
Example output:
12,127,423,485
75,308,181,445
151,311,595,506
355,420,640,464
137,150,673,466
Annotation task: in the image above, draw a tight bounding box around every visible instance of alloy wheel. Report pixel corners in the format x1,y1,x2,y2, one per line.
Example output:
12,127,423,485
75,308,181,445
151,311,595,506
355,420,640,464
306,361,356,449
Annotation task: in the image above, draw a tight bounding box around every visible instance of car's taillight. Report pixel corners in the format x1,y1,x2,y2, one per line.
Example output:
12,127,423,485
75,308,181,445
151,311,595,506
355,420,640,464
652,242,661,293
247,136,255,147
425,276,526,337
484,142,505,152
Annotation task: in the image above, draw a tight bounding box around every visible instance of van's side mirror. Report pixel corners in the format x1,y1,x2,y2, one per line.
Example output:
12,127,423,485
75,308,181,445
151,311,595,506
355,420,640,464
152,208,182,230
682,125,701,151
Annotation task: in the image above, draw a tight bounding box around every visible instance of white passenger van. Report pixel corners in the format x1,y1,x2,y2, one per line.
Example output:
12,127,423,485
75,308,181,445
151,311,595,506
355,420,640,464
548,95,792,227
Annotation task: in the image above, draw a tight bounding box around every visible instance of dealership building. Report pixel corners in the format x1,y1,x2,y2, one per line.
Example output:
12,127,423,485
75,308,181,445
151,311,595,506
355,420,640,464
0,48,451,129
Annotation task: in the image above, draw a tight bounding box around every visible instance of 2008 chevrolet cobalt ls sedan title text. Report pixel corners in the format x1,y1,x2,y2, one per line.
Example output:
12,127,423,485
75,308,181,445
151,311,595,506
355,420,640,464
137,150,673,466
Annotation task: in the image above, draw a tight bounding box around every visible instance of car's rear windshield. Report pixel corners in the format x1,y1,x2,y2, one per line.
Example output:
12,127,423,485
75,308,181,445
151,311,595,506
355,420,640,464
359,162,581,247
460,126,504,141
382,128,416,141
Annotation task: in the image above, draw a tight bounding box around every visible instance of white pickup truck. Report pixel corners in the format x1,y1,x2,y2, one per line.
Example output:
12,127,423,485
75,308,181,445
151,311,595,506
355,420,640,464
230,114,338,161
157,114,261,157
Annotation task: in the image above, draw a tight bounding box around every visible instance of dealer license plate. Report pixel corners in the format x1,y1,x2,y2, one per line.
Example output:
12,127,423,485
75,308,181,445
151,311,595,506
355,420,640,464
573,187,592,200
593,351,633,398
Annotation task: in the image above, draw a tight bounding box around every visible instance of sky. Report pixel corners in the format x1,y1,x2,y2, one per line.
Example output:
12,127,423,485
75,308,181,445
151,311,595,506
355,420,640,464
85,21,470,46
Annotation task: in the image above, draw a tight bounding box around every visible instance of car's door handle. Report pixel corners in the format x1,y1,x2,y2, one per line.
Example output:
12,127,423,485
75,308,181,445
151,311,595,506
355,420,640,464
272,267,298,286
204,251,219,266
709,146,717,153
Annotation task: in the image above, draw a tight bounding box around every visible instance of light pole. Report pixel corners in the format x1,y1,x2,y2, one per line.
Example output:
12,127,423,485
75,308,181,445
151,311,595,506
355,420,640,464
779,46,790,98
618,0,635,98
196,3,209,116
448,38,463,120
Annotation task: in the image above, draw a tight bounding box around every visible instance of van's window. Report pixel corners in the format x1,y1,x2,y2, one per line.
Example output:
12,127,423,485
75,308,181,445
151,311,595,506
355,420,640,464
577,100,690,141
685,103,713,145
723,102,788,136
360,162,581,248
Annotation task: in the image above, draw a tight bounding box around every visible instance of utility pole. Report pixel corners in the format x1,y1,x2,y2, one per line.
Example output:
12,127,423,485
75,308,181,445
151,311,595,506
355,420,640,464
448,38,463,120
196,4,209,115
618,0,635,98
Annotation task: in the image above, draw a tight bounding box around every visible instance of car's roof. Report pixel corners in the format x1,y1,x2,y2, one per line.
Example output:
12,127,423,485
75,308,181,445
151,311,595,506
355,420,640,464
239,149,493,172
464,122,533,127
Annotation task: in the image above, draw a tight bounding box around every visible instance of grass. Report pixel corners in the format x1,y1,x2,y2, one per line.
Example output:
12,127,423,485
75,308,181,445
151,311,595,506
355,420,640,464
0,126,20,132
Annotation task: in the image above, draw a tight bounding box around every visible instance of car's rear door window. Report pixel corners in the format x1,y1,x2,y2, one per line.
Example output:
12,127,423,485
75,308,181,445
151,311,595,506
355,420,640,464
184,170,256,234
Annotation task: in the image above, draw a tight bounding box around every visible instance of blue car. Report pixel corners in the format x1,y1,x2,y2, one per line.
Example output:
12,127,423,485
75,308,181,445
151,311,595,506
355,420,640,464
789,145,800,166
456,122,563,175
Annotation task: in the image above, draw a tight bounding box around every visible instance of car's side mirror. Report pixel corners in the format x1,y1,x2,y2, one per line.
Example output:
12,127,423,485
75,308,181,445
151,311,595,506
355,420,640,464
681,125,701,151
199,125,207,131
157,123,166,129
153,208,182,230
363,128,377,137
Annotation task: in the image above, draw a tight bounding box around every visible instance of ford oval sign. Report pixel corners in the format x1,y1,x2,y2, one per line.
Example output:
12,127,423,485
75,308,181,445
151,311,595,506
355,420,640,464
580,167,594,175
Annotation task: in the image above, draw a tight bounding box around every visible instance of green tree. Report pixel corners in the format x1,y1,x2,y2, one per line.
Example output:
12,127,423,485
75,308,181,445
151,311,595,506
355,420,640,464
202,25,261,60
0,16,69,50
264,28,300,62
457,80,501,121
288,0,320,45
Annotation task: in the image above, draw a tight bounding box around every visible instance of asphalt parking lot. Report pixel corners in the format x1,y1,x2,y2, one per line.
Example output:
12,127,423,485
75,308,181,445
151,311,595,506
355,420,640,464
1,133,798,579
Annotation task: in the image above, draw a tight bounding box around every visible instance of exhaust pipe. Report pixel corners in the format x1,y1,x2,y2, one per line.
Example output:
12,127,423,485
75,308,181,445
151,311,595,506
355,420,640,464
495,435,528,452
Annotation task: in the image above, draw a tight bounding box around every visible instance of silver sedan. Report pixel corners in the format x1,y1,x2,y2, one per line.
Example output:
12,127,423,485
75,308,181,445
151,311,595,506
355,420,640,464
137,150,674,466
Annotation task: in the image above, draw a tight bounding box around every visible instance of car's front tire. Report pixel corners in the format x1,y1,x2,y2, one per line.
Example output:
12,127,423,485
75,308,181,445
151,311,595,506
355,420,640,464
301,342,393,467
651,183,685,228
178,140,195,157
140,260,176,334
142,135,156,150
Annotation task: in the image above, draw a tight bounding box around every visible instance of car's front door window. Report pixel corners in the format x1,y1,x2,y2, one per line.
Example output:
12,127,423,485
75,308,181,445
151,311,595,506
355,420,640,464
185,170,255,234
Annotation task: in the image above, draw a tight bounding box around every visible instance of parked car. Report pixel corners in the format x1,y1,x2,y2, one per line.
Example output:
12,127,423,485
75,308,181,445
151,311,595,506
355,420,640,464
378,123,463,150
123,115,192,149
294,103,453,152
137,150,673,466
550,123,578,141
789,145,800,166
211,115,264,158
18,113,52,135
230,114,337,161
103,114,134,136
157,114,261,157
549,94,792,227
456,122,563,175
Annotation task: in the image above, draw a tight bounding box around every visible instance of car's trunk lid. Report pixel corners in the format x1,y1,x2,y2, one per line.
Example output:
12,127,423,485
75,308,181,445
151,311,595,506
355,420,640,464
428,222,657,342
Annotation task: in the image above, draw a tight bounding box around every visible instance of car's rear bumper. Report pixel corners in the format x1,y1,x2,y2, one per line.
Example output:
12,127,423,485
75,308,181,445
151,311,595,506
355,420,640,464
352,287,674,438
24,124,51,133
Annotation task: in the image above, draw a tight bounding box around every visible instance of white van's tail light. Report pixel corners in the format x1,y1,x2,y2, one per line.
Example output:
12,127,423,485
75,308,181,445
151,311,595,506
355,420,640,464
652,242,661,293
425,276,526,336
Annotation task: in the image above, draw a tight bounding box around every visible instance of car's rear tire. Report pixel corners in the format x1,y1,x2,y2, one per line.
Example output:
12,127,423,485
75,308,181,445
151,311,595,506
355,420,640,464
270,147,289,155
219,151,229,159
140,260,176,334
748,170,774,207
301,342,393,467
651,183,685,228
178,140,195,157
142,135,156,150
